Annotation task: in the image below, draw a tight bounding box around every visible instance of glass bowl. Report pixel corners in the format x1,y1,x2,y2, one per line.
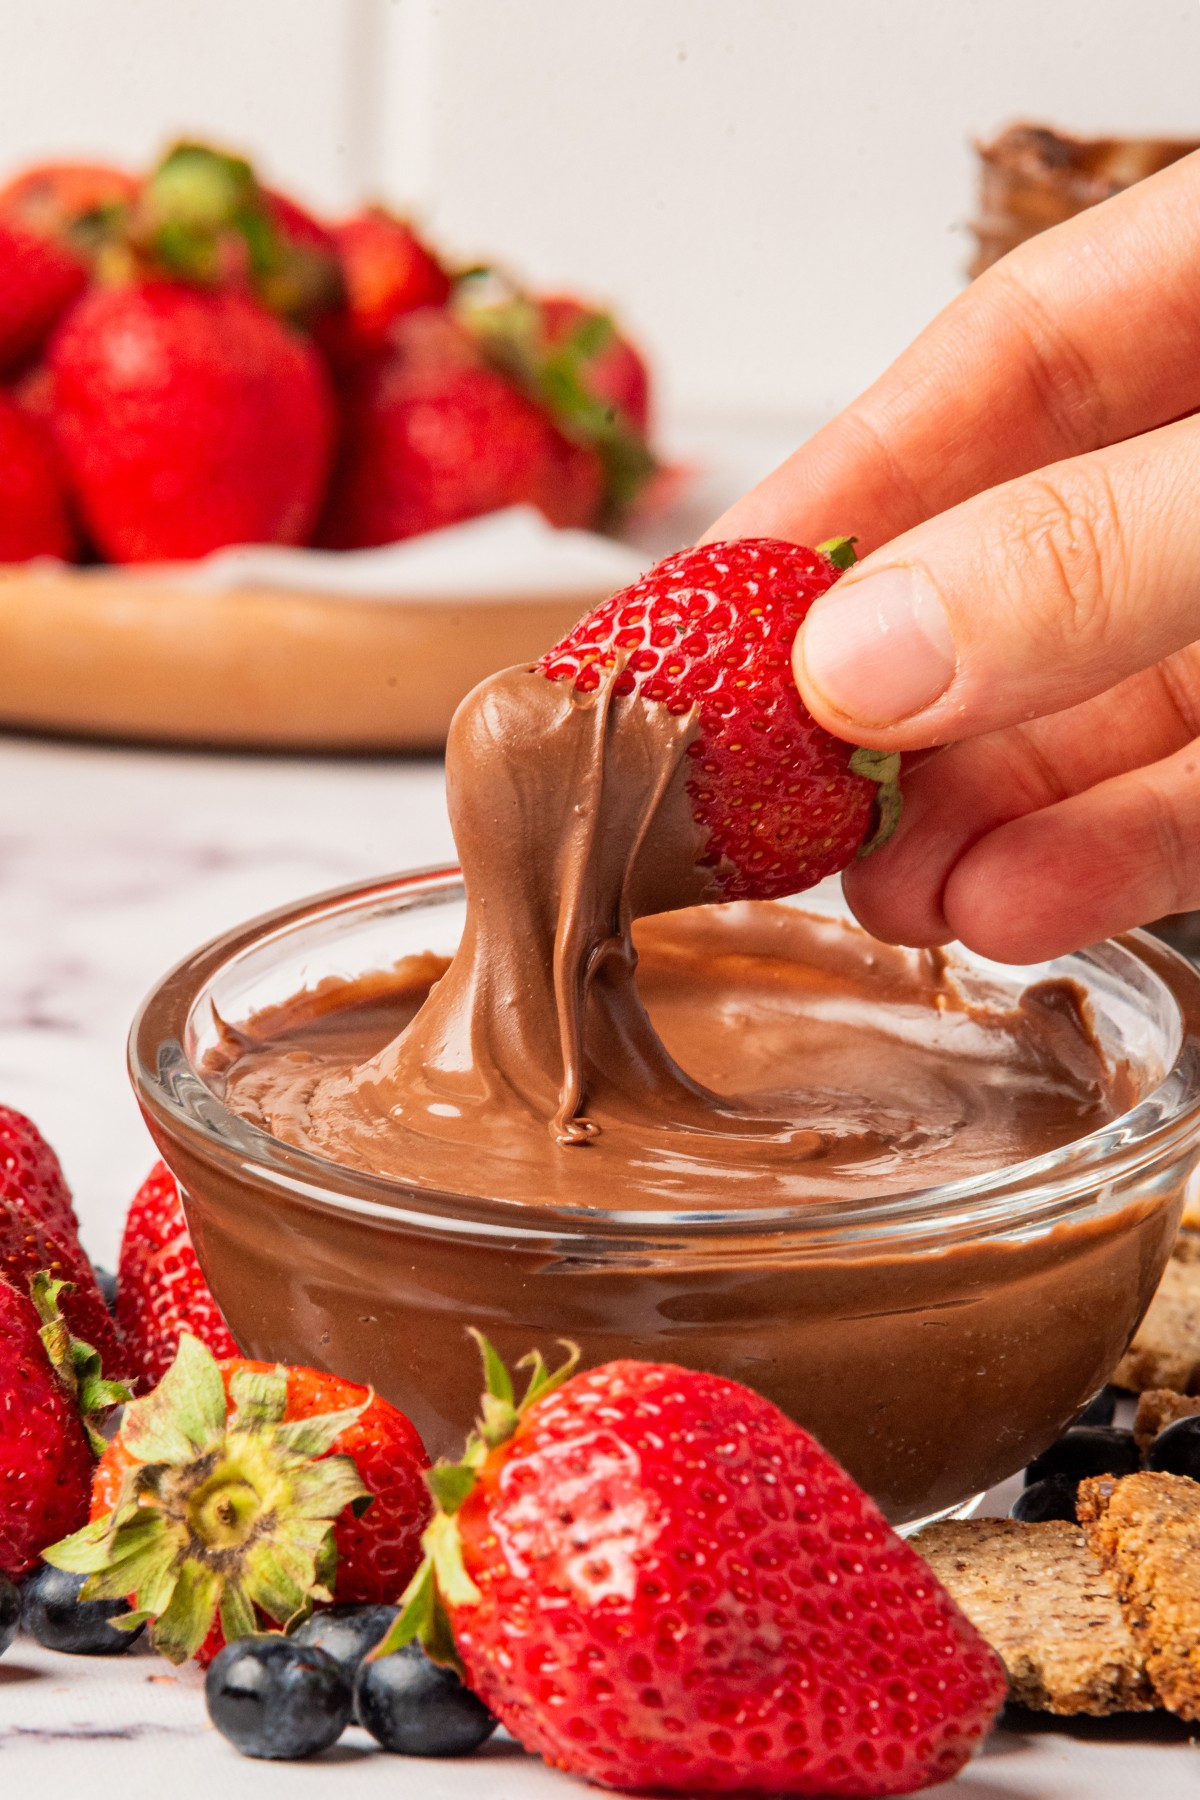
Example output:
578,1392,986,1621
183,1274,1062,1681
130,867,1200,1528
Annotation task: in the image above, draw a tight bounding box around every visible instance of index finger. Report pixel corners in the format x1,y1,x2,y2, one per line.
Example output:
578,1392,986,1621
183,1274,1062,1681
705,149,1200,552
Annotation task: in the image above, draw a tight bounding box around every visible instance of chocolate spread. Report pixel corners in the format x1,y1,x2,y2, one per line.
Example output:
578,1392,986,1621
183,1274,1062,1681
178,663,1189,1521
214,666,1131,1211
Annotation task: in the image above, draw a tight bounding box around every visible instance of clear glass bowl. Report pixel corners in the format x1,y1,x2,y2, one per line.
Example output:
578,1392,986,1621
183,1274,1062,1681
130,867,1200,1527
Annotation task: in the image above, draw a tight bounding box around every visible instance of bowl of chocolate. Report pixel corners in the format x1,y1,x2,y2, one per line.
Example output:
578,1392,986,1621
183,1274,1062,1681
132,856,1200,1530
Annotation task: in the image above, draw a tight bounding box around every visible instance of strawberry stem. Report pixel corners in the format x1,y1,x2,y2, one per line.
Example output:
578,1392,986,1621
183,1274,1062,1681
30,1271,130,1456
850,748,904,854
373,1333,579,1673
816,535,859,570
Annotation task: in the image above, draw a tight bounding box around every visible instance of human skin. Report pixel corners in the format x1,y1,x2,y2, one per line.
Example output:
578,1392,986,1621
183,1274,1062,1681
707,149,1200,965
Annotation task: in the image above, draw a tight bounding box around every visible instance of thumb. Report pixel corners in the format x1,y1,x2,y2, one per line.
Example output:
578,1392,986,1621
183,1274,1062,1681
793,413,1200,750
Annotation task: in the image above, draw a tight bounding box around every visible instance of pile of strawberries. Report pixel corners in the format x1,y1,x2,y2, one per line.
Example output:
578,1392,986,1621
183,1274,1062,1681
0,1096,1004,1794
0,142,657,567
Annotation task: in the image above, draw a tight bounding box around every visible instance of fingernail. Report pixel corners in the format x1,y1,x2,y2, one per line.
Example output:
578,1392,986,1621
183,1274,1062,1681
797,566,957,727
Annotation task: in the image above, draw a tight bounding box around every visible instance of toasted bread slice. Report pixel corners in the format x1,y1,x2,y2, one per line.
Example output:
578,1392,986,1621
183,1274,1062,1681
914,1518,1153,1715
1078,1471,1200,1720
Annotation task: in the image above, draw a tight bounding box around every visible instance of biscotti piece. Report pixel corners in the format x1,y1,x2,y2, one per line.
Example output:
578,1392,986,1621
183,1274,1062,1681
1078,1471,1200,1720
914,1518,1153,1715
1114,1257,1200,1393
1134,1389,1200,1451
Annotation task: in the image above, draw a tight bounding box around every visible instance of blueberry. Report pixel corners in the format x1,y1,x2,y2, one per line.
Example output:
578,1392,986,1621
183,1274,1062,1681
1011,1475,1080,1523
355,1642,497,1756
92,1266,118,1315
0,1574,19,1657
1144,1416,1200,1480
22,1565,144,1655
1075,1386,1118,1428
1024,1426,1139,1488
206,1635,352,1761
292,1603,398,1687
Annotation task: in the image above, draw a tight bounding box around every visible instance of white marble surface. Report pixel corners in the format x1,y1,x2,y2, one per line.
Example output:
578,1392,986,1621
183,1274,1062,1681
1,727,1197,1793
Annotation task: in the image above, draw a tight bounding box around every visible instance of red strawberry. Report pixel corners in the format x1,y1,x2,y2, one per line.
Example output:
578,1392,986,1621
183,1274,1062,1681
116,1160,238,1388
387,1346,1005,1795
0,1197,121,1372
48,1333,431,1664
538,537,902,900
46,282,335,562
0,1103,81,1244
319,307,603,548
540,294,652,434
123,143,343,326
0,1272,126,1578
0,394,74,561
0,161,138,245
460,282,657,519
323,207,451,366
0,220,86,374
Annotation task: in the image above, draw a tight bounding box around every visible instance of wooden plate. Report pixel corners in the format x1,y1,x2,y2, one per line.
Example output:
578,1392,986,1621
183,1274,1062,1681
0,563,598,752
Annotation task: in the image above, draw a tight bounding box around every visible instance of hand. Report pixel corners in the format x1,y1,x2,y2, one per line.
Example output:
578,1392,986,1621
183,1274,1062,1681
707,150,1200,963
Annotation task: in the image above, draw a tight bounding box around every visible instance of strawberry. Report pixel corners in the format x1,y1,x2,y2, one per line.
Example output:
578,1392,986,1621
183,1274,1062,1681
322,207,451,366
46,281,335,562
0,393,74,561
0,220,86,375
538,537,902,900
0,1197,122,1372
460,281,657,519
48,1334,431,1664
385,1344,1006,1795
539,294,651,434
318,307,603,548
0,1272,127,1578
116,1161,238,1389
120,144,343,326
0,1103,82,1245
318,206,455,370
0,160,138,250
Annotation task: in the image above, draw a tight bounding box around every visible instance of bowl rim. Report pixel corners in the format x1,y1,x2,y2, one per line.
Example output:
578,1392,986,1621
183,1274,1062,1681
129,863,1200,1251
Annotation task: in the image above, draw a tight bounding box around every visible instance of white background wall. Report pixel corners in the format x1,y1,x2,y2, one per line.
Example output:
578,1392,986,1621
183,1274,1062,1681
1,1,1197,422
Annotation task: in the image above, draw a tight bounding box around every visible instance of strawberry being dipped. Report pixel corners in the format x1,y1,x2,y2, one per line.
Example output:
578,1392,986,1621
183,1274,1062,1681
319,307,603,547
116,1161,238,1389
0,1273,126,1579
539,536,901,899
46,281,335,562
0,394,74,560
47,1334,432,1665
382,1342,1006,1795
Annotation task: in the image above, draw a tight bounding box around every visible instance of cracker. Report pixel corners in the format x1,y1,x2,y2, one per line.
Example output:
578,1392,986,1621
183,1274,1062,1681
1133,1388,1200,1450
1078,1471,1200,1720
1114,1256,1200,1393
914,1518,1153,1715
